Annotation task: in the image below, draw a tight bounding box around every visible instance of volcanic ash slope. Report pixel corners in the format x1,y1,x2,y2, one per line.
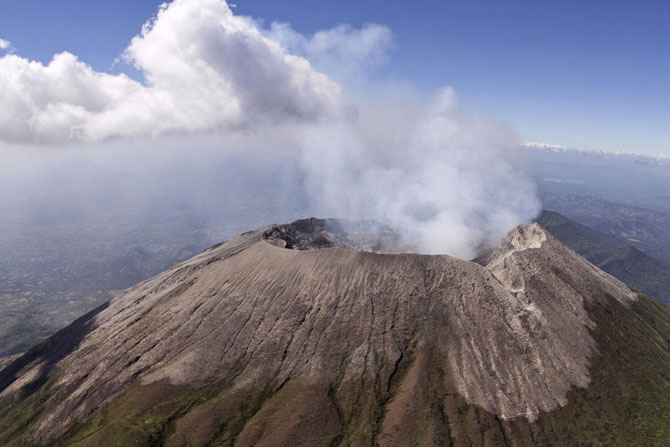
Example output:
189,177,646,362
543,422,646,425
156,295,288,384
1,218,660,447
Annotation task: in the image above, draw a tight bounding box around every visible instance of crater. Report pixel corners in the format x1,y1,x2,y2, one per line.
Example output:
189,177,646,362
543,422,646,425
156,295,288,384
262,217,407,253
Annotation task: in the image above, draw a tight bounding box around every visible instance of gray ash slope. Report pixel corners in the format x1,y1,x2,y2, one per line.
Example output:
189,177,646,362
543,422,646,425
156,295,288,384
1,218,669,447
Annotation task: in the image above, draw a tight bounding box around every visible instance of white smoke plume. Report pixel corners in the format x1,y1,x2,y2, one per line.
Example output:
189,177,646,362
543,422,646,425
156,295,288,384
0,0,540,258
301,88,540,258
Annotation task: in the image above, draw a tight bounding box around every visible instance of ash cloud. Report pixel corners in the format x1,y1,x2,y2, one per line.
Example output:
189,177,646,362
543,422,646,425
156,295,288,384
0,0,540,258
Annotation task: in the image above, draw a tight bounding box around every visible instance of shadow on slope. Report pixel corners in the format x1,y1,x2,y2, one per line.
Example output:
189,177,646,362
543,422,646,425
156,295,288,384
537,210,670,306
0,302,109,444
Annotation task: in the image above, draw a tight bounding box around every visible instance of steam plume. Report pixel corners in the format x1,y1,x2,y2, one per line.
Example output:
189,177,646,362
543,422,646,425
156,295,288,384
0,0,540,258
301,88,540,258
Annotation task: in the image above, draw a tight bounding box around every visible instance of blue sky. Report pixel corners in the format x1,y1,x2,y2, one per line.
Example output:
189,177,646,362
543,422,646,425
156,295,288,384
1,0,668,154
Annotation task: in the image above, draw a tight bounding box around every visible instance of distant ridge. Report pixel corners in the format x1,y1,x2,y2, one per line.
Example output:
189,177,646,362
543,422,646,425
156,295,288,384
524,142,670,166
537,210,670,306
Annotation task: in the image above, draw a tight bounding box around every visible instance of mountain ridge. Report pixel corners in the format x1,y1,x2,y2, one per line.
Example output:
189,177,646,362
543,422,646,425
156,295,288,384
1,218,668,446
537,210,670,306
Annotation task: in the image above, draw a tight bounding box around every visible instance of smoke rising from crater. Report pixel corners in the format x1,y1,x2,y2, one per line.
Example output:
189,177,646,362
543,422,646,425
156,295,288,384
0,0,540,258
301,88,541,258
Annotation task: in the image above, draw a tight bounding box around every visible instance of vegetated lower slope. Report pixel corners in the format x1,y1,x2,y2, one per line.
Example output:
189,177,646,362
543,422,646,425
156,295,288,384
537,210,670,306
541,193,670,266
0,219,669,447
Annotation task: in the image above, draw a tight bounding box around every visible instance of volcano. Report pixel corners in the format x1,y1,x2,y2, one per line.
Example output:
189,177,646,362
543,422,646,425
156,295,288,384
1,218,669,446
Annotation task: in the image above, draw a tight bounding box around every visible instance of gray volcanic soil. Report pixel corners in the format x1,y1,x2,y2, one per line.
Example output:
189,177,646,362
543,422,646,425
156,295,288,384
0,218,637,445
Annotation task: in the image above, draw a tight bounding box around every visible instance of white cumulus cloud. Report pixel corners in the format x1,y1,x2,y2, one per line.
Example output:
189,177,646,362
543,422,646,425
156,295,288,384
266,22,393,85
0,38,11,50
0,0,341,143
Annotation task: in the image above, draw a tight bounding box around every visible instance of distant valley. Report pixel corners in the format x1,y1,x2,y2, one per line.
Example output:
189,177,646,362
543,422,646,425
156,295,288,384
541,194,670,267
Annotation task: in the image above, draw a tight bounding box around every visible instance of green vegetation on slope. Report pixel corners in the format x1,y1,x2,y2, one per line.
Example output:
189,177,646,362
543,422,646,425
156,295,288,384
537,210,670,306
1,292,668,447
502,293,670,446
